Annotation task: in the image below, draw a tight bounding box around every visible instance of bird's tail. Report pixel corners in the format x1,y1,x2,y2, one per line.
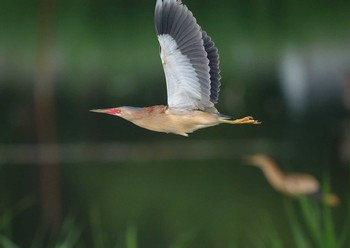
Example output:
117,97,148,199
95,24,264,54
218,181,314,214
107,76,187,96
323,193,340,207
310,190,340,207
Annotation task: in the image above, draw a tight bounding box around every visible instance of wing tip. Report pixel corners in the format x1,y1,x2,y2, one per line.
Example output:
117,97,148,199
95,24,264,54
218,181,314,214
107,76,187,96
155,0,188,35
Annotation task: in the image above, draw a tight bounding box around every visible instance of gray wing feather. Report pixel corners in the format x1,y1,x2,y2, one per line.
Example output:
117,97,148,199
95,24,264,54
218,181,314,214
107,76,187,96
155,0,214,111
202,31,221,104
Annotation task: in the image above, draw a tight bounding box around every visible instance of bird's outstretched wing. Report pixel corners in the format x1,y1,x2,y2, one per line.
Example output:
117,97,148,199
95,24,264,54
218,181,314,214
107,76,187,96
155,0,221,112
202,31,221,104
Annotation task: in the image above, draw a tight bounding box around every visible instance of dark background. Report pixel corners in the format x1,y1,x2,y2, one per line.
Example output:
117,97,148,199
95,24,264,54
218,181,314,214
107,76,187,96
0,0,349,247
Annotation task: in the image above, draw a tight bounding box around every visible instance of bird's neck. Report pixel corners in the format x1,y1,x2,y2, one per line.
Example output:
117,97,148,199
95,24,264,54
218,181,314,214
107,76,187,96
259,160,287,192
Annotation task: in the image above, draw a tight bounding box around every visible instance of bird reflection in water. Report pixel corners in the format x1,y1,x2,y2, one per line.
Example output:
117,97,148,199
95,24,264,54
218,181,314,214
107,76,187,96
246,154,339,207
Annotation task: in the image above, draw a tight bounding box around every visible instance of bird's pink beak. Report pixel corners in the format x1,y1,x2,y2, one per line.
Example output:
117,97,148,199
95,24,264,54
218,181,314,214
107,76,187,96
90,108,121,115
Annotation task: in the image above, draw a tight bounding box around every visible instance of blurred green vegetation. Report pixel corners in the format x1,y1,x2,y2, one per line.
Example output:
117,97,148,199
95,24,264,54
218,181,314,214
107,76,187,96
1,0,350,247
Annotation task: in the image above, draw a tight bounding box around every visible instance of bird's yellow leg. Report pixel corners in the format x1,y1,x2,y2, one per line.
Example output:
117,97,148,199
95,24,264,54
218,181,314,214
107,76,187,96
221,116,261,125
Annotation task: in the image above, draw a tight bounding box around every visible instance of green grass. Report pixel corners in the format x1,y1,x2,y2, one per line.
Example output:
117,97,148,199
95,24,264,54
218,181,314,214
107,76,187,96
1,198,348,248
1,176,349,248
0,196,34,243
260,191,350,248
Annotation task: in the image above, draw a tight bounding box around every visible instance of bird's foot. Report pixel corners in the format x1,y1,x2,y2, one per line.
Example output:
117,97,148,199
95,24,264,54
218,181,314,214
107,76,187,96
222,116,261,125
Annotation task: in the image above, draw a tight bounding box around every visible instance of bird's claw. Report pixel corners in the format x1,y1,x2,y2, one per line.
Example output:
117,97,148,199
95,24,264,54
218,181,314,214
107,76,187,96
230,116,261,125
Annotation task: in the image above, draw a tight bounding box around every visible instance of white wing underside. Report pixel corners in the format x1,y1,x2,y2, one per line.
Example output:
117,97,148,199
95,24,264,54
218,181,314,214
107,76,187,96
155,0,222,113
158,34,214,111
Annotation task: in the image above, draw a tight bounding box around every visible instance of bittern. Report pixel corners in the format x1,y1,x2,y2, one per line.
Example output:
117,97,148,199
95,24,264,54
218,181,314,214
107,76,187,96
91,0,260,136
246,154,339,207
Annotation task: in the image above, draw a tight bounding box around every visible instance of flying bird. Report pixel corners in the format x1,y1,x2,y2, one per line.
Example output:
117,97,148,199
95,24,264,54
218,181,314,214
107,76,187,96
246,154,339,207
91,0,260,136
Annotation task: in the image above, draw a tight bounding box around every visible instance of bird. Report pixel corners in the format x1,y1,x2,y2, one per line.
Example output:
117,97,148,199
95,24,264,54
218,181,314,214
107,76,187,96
246,154,339,207
91,0,260,137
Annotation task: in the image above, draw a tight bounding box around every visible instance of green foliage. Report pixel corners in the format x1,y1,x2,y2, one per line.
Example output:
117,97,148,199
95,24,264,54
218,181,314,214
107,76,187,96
169,231,196,248
0,197,33,248
260,194,350,248
89,207,107,248
0,234,20,248
1,194,349,247
125,222,137,248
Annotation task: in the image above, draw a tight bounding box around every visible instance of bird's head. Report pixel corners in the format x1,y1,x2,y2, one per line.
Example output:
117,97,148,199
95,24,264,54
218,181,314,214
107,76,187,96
90,106,143,121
